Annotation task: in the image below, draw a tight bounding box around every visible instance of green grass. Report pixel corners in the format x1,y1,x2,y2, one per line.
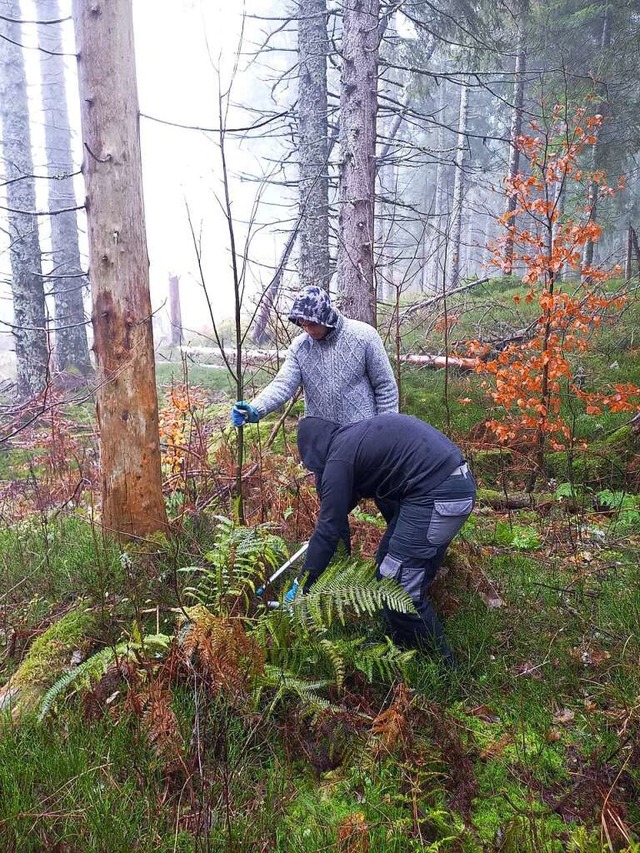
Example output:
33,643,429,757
1,498,639,849
2,279,640,849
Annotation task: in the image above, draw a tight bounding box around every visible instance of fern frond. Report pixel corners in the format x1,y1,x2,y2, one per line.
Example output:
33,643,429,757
291,560,416,630
260,664,334,716
319,638,346,688
37,644,127,721
180,517,288,615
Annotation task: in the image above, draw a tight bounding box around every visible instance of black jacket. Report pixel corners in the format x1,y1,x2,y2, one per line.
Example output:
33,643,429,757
297,414,464,582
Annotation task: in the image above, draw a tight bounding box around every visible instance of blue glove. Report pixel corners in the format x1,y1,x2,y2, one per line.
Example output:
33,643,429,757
231,401,260,426
284,581,299,603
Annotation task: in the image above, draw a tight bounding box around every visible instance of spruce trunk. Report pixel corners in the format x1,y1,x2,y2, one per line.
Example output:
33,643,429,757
336,0,379,326
72,0,168,539
0,0,49,399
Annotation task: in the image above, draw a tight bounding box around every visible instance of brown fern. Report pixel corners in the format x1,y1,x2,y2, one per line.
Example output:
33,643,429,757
179,608,264,704
337,812,370,853
369,682,413,758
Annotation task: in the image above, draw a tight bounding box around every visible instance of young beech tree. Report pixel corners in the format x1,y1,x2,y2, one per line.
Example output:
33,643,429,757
472,106,639,488
72,0,168,539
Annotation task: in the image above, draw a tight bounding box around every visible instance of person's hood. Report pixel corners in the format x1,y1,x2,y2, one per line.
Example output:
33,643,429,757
288,286,339,328
297,417,341,473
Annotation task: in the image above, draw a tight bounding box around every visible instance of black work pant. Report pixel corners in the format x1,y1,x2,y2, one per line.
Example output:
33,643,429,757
376,466,476,656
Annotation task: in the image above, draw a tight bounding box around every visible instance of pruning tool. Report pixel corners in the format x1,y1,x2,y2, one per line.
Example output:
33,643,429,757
256,541,309,607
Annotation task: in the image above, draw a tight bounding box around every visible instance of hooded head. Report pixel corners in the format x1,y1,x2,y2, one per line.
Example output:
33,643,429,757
288,286,339,329
297,417,341,474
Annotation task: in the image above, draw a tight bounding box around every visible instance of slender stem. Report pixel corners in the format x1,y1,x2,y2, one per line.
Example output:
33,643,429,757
217,79,245,524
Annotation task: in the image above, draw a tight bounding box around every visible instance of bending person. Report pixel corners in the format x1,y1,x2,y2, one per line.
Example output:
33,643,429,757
290,413,476,666
231,285,398,427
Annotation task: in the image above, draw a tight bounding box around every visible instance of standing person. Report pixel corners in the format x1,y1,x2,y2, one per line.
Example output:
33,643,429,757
288,413,476,666
230,285,398,427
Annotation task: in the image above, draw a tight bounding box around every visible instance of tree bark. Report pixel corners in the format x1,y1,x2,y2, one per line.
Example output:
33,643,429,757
430,77,449,292
336,0,379,326
581,6,611,278
298,0,331,291
38,0,92,378
503,31,526,274
72,0,168,539
168,273,182,347
0,0,49,399
447,76,469,291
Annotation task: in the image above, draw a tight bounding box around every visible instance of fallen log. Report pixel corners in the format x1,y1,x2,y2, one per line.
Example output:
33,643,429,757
180,346,477,371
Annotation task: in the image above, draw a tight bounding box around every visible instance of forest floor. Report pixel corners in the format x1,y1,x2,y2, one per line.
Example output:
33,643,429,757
0,277,639,851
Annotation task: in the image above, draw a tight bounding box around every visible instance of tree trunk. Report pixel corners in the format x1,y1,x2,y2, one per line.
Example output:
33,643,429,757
581,6,611,277
298,0,330,291
336,0,379,326
72,0,168,539
38,0,92,378
430,77,449,292
503,32,526,274
447,77,469,291
168,273,183,348
0,0,49,399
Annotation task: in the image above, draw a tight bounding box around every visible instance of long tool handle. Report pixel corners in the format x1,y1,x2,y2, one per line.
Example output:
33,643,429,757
256,541,309,597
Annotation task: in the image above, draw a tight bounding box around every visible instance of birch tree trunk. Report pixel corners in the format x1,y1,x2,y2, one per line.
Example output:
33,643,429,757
503,30,526,274
447,77,469,291
38,0,92,378
72,0,168,539
0,0,49,399
298,0,330,290
336,0,379,326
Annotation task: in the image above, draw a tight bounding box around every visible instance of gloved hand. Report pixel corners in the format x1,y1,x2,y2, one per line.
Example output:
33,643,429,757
284,580,299,603
231,401,260,426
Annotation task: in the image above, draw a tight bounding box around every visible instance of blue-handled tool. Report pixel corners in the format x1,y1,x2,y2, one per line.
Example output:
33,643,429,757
256,542,309,599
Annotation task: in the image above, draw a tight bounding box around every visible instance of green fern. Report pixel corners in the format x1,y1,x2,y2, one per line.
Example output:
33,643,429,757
37,633,172,722
292,559,417,631
259,664,335,717
180,516,287,614
37,644,123,721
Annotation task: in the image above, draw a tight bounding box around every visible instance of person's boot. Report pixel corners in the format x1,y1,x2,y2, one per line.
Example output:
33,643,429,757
419,600,457,669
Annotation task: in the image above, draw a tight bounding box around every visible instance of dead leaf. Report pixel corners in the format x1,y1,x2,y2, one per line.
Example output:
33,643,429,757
554,708,575,725
513,660,543,679
480,733,513,759
467,704,501,723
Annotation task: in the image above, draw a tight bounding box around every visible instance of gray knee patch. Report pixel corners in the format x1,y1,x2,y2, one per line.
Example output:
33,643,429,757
379,554,402,581
380,555,425,604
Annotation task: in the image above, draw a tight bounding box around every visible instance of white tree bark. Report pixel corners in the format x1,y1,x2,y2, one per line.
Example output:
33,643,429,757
336,0,380,326
447,76,469,291
0,0,49,399
38,0,91,377
298,0,331,290
72,0,168,539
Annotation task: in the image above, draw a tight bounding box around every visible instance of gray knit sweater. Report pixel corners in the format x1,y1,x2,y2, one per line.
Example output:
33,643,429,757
251,314,398,425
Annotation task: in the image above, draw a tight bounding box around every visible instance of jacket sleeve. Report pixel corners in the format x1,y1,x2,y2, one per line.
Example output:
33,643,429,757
302,460,354,587
250,345,302,417
365,331,398,414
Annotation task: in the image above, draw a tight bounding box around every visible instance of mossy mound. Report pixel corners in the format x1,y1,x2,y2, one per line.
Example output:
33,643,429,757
546,425,639,491
0,604,98,718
